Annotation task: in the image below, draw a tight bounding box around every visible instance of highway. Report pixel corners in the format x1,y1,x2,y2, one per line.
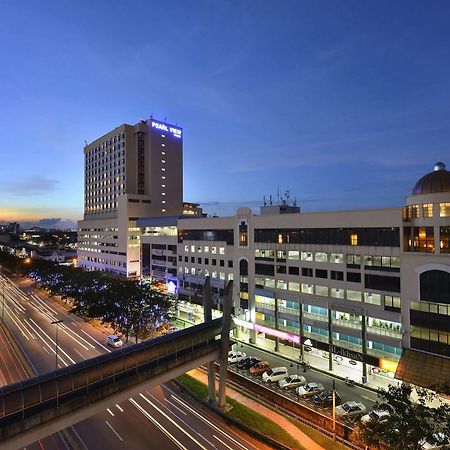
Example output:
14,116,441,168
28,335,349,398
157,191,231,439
0,273,263,450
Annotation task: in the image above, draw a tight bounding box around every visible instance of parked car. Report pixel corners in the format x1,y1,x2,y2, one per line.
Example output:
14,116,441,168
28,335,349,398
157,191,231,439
335,401,367,420
237,356,261,370
361,410,390,424
228,351,246,364
419,433,450,450
249,361,270,375
313,389,342,407
296,382,324,398
278,374,307,390
107,335,123,348
262,367,288,383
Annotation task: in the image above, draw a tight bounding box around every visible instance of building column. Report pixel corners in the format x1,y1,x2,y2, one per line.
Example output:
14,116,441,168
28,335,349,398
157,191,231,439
361,314,367,383
218,281,234,409
299,299,304,362
328,308,333,371
202,277,216,404
274,297,280,352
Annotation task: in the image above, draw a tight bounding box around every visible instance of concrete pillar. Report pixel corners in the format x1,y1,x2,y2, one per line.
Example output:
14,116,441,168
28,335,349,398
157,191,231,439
202,277,216,404
361,313,367,382
328,308,333,371
218,280,233,409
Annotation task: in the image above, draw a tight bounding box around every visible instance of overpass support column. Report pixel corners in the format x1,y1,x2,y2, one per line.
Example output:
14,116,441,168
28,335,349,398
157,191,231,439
203,277,216,404
218,280,233,409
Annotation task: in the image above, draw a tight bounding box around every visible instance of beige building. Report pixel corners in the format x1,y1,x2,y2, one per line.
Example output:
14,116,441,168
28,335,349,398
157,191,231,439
141,162,450,389
78,117,183,277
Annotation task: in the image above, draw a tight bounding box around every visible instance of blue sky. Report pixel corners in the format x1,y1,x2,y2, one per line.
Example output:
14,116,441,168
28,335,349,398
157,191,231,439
1,1,450,225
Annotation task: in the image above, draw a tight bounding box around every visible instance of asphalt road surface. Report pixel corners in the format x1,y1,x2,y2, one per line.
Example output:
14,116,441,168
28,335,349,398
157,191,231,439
0,273,263,450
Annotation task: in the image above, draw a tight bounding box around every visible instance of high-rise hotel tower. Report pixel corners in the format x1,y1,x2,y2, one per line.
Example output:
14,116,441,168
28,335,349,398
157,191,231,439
77,117,183,277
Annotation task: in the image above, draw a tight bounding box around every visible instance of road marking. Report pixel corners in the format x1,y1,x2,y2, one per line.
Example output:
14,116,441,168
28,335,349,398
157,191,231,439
168,389,254,450
29,318,76,364
73,348,85,359
138,393,209,450
129,398,187,450
4,304,32,340
107,408,115,417
60,324,95,349
80,329,111,353
115,404,124,413
105,421,123,441
213,435,234,450
164,398,187,416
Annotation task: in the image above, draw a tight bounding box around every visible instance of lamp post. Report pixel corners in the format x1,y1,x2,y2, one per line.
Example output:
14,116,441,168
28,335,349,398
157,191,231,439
51,320,63,370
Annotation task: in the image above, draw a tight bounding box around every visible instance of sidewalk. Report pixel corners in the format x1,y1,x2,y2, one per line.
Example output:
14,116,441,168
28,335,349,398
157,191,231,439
187,368,326,450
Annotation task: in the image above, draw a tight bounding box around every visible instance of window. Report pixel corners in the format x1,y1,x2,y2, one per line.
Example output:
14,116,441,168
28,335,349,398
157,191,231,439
330,270,344,281
330,253,344,263
331,288,344,299
277,250,287,260
219,247,225,254
411,204,420,218
288,266,299,275
385,295,401,310
301,283,314,294
220,260,225,267
422,203,433,218
441,227,450,253
288,250,299,260
347,272,361,283
351,233,358,246
211,247,217,254
364,292,381,305
315,269,327,279
347,290,362,302
315,285,328,296
301,252,313,261
440,203,450,217
347,254,361,267
204,246,209,253
228,260,233,268
288,282,300,292
302,267,313,277
277,280,287,289
314,252,328,262
277,265,286,274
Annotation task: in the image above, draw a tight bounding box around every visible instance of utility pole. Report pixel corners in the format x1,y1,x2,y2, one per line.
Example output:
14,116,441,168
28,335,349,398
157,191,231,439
51,319,63,370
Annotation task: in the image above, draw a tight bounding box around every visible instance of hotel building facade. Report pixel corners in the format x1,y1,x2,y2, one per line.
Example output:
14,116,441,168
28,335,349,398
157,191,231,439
77,117,183,277
140,163,450,389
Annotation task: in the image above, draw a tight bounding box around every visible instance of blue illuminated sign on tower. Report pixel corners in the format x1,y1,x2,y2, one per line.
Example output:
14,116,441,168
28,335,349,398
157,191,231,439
151,120,182,139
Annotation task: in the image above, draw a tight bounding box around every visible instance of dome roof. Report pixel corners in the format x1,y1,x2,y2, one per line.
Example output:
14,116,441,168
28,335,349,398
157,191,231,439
412,162,450,195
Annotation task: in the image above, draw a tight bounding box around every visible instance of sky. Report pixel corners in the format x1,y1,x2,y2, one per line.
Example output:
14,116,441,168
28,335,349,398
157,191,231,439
1,0,450,228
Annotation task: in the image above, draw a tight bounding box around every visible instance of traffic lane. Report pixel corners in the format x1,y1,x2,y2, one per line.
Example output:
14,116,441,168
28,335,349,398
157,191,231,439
157,383,260,450
235,342,377,407
0,329,26,385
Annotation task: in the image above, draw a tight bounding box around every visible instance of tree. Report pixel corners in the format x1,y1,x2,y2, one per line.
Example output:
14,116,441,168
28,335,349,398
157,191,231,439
356,384,450,450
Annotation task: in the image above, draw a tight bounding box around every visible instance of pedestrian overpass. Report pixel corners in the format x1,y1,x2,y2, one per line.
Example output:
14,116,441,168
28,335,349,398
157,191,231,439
0,317,230,450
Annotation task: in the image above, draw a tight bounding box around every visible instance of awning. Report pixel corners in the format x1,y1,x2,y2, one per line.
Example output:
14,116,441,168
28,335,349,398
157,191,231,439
395,349,450,391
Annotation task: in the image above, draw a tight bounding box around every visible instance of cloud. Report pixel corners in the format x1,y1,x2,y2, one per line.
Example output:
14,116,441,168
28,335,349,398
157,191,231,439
1,176,58,196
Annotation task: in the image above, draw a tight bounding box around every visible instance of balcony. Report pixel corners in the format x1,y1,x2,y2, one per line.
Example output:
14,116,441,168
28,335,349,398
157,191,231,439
366,347,401,361
278,323,300,334
331,318,362,330
303,330,329,344
255,302,275,313
278,306,299,316
255,317,276,329
366,324,402,339
303,311,328,323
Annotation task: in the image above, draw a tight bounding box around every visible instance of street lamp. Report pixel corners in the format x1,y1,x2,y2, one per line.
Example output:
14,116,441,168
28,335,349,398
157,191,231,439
332,379,336,442
51,320,63,370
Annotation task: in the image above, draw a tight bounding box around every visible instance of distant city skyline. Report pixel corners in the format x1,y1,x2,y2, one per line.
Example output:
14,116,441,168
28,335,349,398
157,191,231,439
1,1,450,225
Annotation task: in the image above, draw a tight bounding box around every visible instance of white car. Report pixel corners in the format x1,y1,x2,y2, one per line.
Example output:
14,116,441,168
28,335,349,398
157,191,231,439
335,401,367,420
228,351,246,364
107,335,123,348
361,410,390,424
296,382,324,398
278,374,307,390
262,367,288,383
419,433,450,450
